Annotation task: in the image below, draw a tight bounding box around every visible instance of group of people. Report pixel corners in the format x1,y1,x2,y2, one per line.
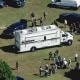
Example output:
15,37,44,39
39,63,57,77
30,11,47,27
48,50,71,69
69,22,80,33
38,50,79,78
63,19,80,33
30,12,80,34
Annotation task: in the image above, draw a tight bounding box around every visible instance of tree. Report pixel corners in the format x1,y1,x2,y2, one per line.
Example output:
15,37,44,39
0,60,16,80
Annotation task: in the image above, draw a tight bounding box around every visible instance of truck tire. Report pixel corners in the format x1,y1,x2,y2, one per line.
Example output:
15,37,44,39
31,47,36,52
68,40,72,45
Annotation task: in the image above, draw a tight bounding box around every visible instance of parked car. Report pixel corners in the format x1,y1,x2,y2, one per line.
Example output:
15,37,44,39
0,0,25,8
2,19,27,37
6,0,25,7
57,13,70,23
16,76,24,80
0,0,5,8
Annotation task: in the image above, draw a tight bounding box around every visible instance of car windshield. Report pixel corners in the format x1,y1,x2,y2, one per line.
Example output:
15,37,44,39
7,22,21,30
62,33,68,37
64,33,68,36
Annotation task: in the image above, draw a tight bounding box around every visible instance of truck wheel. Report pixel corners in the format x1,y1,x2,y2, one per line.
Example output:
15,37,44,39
68,40,72,45
31,47,36,52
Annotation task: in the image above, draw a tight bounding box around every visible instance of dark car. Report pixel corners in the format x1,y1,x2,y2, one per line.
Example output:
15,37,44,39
6,0,25,7
58,13,80,25
0,0,5,8
16,76,24,80
58,13,69,23
2,19,27,37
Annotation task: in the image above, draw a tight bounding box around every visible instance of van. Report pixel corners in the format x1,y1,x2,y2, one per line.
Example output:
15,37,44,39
51,0,80,9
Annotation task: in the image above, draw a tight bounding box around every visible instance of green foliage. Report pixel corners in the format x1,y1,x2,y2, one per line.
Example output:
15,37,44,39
0,60,16,80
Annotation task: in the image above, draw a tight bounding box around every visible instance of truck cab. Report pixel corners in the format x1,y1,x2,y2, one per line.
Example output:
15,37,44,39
61,31,73,45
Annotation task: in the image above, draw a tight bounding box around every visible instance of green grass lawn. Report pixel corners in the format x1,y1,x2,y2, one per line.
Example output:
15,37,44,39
0,0,80,80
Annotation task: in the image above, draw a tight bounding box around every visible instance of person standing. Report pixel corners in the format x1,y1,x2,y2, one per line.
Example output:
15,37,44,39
34,19,37,26
43,11,47,20
49,51,52,60
55,49,59,57
52,64,57,74
31,12,35,21
73,23,76,32
54,20,58,26
49,67,52,76
16,61,19,70
32,20,34,27
39,17,43,26
70,24,73,33
64,19,67,28
45,63,49,70
75,62,80,70
68,59,71,69
75,53,78,62
63,60,67,69
39,66,43,76
45,69,48,77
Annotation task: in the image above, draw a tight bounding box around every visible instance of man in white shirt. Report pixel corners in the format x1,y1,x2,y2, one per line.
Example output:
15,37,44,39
75,53,78,62
63,60,67,68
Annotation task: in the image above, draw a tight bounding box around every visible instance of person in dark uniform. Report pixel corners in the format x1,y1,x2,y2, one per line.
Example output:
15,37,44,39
31,12,35,21
39,66,43,76
43,11,47,20
54,20,58,26
34,19,37,26
16,61,19,70
49,52,52,60
39,17,43,26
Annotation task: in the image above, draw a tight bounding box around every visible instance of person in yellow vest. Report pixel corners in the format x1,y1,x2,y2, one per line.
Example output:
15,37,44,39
64,19,67,28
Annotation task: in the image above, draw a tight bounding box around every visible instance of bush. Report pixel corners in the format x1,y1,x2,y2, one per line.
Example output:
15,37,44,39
0,60,16,80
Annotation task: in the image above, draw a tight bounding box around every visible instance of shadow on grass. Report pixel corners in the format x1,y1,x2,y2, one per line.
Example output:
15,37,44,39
64,69,80,80
44,59,50,60
44,57,54,61
0,45,17,54
0,44,31,54
33,74,45,77
78,39,80,41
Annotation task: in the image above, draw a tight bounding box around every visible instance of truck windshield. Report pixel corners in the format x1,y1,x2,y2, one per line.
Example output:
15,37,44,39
62,33,68,37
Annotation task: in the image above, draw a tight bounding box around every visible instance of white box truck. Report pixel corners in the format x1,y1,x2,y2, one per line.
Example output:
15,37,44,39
14,25,73,52
51,0,80,9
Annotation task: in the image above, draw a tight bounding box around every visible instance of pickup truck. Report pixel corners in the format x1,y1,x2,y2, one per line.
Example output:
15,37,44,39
2,19,27,37
58,13,80,25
